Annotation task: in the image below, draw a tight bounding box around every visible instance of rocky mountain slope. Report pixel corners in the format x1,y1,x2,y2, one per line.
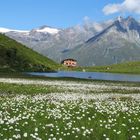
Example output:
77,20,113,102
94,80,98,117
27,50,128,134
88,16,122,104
63,17,140,66
2,21,109,62
1,16,140,66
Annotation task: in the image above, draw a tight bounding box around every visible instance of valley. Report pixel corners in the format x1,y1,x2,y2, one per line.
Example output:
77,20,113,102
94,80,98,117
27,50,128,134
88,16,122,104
0,11,140,140
1,16,140,66
0,33,60,72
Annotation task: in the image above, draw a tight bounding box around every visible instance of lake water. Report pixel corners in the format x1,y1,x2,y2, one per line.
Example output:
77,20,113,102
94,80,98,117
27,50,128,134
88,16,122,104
27,71,140,82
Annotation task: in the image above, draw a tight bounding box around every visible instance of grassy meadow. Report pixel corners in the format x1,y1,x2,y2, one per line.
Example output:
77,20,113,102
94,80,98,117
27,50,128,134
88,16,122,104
73,61,140,74
0,77,140,140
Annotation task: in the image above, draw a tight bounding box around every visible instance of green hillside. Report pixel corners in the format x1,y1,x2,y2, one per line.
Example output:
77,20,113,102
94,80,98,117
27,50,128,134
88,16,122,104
75,61,140,74
0,34,60,72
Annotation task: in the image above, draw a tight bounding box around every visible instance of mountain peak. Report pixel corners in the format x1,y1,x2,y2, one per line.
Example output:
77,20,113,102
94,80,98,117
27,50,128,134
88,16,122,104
126,16,135,21
125,16,139,25
116,16,124,22
34,26,60,34
39,25,51,29
115,16,136,23
113,16,140,32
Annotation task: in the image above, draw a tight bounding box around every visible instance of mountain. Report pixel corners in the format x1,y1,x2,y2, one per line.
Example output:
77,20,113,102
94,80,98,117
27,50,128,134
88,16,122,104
1,16,140,66
32,25,60,34
0,33,59,72
62,16,140,66
2,21,109,62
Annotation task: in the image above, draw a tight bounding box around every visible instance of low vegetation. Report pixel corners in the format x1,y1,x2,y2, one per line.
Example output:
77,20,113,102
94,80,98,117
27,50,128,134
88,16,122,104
74,61,140,74
0,32,140,140
0,34,60,72
0,78,140,140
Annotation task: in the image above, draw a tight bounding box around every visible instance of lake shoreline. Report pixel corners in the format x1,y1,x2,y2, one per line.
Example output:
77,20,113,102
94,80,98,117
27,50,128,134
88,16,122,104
27,71,140,82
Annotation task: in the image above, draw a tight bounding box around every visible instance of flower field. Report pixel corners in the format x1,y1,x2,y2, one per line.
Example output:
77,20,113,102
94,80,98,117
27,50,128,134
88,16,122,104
0,78,140,140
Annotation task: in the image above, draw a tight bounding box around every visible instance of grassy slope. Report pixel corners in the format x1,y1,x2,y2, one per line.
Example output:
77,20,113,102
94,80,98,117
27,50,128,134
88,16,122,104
0,33,139,74
73,61,140,74
0,34,60,72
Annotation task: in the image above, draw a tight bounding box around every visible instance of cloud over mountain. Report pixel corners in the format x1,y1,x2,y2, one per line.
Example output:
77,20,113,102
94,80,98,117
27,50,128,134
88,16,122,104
103,0,140,15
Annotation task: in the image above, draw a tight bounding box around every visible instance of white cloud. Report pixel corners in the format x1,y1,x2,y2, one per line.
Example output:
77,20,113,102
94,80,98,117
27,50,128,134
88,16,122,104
103,0,140,15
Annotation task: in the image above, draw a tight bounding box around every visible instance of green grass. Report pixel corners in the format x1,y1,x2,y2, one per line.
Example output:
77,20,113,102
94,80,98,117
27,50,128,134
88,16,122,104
72,61,140,74
0,78,140,95
0,78,140,140
0,83,59,95
0,93,140,140
0,33,61,72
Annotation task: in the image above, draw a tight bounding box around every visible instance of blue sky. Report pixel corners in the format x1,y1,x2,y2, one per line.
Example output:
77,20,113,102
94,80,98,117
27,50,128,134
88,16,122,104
0,0,140,30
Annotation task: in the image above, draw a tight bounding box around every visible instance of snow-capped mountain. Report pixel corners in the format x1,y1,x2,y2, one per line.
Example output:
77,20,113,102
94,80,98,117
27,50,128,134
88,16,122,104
2,22,106,61
1,16,140,66
0,26,60,34
1,25,62,49
32,25,60,34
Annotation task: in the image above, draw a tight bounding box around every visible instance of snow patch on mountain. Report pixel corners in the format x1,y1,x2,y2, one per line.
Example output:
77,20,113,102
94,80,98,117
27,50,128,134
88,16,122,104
35,26,60,34
0,27,29,33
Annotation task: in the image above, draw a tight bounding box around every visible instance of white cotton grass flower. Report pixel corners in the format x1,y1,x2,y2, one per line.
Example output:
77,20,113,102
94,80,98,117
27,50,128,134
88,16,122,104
35,128,38,132
132,135,136,139
131,127,135,130
0,78,140,140
23,132,28,137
